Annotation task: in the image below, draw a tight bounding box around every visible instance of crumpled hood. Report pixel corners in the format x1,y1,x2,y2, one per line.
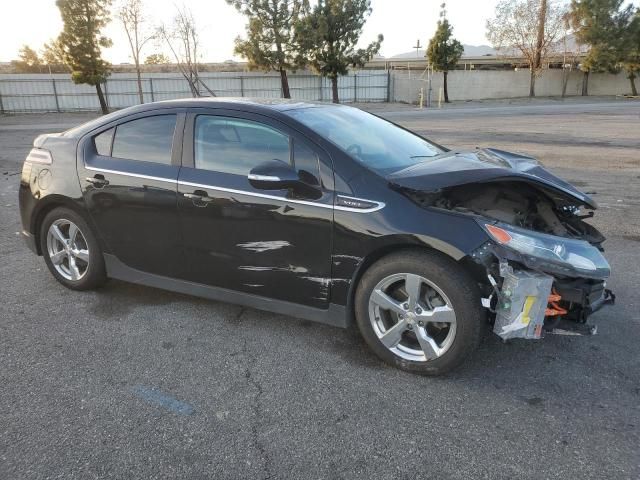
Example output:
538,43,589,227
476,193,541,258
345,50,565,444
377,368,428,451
388,148,597,209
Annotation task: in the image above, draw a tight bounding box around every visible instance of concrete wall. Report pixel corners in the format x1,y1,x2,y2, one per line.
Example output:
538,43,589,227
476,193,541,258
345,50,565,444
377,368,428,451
391,69,636,104
1,69,634,112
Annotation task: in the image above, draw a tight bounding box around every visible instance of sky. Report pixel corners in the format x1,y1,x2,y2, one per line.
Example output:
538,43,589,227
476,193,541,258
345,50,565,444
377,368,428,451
2,0,506,63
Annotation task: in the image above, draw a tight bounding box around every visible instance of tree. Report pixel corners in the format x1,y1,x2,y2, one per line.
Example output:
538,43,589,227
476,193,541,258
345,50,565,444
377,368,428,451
567,0,635,95
227,0,307,99
144,53,170,65
487,0,565,97
11,46,43,73
426,4,464,103
295,0,383,103
559,15,583,97
158,7,215,97
533,0,549,96
621,11,639,95
118,0,154,103
42,38,71,72
56,0,112,114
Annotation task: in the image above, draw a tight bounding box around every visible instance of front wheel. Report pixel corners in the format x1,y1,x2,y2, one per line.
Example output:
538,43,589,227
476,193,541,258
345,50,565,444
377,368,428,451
355,250,484,375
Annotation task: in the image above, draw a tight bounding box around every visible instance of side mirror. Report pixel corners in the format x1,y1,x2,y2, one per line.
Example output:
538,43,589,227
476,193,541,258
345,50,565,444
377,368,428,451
248,159,301,190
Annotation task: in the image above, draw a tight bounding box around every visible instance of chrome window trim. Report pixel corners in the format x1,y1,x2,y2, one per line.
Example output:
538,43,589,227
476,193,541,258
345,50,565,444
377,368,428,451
180,180,385,213
85,165,177,184
84,166,385,213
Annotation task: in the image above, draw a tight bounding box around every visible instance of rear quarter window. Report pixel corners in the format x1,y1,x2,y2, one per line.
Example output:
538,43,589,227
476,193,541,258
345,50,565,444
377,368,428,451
93,127,114,156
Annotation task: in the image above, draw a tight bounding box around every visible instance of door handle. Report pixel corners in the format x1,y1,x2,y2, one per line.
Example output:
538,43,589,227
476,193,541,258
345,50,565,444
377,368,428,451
85,175,109,187
184,190,214,204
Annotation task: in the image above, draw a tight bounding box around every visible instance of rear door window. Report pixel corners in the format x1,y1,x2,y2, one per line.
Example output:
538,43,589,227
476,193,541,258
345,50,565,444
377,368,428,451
110,115,177,164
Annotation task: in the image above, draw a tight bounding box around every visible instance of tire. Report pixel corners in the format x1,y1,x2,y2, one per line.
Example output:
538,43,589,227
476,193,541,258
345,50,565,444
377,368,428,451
355,249,484,376
40,207,107,291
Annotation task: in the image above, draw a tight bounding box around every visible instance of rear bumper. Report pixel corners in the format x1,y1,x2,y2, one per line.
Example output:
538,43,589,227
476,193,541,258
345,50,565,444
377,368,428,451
21,230,39,255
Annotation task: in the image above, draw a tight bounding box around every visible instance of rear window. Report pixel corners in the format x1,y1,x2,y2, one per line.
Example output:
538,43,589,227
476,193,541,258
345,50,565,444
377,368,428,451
111,115,177,164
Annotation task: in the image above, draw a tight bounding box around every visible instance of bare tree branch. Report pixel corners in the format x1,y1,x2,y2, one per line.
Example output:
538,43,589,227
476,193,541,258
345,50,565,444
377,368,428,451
118,0,155,103
157,6,216,97
487,0,566,96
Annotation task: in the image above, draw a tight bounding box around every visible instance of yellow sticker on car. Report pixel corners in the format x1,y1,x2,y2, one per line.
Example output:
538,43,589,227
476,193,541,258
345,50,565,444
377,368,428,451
521,296,537,326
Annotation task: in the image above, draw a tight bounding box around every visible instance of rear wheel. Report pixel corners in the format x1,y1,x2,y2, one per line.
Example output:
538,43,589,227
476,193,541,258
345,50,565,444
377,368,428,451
355,250,483,375
40,207,106,290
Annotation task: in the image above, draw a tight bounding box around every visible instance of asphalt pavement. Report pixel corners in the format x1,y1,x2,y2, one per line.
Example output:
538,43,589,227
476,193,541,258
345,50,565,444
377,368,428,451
1,98,638,479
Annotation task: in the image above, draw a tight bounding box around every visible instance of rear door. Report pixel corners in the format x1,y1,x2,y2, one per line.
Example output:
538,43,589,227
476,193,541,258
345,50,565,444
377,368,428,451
78,110,185,277
177,109,334,308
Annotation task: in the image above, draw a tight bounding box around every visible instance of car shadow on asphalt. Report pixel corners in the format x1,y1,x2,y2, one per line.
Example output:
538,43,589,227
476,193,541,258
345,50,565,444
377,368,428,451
87,278,609,388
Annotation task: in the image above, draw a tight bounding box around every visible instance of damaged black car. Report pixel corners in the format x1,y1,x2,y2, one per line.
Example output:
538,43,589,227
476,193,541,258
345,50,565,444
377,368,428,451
18,99,614,375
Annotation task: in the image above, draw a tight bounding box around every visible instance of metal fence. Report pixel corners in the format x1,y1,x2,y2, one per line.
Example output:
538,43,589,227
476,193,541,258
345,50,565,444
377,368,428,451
0,71,390,113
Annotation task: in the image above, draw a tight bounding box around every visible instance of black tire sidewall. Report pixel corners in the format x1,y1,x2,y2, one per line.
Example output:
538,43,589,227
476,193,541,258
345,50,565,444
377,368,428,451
355,249,484,375
40,207,106,291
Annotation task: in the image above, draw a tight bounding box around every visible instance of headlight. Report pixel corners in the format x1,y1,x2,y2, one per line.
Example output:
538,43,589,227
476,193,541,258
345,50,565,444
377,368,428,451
479,221,610,279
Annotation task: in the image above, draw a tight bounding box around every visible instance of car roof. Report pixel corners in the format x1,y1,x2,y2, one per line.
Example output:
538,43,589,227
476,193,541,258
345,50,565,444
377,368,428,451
62,98,341,138
139,97,331,112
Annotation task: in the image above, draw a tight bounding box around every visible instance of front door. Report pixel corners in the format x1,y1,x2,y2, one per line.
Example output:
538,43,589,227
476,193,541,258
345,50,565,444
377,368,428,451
78,111,185,277
177,110,334,309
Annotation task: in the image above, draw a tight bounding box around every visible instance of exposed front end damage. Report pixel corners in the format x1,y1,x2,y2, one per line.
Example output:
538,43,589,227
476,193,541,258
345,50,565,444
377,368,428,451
480,256,614,340
462,184,614,340
390,150,615,340
488,262,554,340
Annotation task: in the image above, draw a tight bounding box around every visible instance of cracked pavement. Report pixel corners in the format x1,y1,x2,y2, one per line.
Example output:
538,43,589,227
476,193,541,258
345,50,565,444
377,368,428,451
1,99,639,479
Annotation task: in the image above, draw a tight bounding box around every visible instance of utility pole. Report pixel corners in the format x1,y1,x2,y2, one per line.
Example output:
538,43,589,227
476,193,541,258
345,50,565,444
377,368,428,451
413,39,422,58
439,2,449,104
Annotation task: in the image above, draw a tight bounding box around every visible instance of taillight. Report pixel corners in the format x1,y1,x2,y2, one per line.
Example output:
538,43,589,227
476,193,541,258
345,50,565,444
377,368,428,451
25,148,52,165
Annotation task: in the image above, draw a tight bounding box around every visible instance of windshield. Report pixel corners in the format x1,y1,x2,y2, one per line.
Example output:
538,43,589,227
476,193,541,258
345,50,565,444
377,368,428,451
285,105,443,174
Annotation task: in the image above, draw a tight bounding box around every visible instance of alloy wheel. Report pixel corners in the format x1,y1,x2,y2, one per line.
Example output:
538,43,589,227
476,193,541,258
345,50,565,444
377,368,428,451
46,219,90,281
368,273,457,362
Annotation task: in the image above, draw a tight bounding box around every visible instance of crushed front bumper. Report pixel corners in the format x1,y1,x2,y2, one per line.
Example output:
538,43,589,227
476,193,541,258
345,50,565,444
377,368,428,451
484,260,615,341
553,278,616,322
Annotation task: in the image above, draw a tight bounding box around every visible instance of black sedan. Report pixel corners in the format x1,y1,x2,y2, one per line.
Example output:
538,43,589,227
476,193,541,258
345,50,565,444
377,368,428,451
18,99,613,375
